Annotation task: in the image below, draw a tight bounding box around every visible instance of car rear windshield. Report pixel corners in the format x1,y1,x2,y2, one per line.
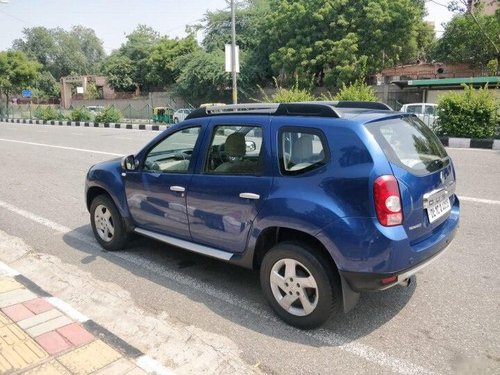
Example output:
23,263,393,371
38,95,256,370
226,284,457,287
366,116,449,175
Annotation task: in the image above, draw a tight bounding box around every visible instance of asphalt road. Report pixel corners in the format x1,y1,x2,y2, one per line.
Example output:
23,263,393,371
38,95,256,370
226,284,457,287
0,122,499,374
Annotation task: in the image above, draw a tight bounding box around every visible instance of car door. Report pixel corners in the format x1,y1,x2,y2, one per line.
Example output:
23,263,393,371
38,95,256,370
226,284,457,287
124,126,202,240
187,118,272,253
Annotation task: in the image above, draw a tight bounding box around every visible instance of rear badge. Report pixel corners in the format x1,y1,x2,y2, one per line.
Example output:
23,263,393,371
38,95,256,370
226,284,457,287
409,223,422,230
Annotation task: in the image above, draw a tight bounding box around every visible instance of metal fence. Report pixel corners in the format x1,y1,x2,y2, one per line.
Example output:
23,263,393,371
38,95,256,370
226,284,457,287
0,103,173,124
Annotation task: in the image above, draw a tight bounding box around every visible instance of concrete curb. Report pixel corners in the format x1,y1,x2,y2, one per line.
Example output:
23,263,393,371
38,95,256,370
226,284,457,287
438,136,500,150
0,118,170,132
0,260,174,375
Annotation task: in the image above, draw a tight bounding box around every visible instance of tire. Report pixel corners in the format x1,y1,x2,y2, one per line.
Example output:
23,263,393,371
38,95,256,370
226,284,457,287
90,194,129,251
260,242,341,329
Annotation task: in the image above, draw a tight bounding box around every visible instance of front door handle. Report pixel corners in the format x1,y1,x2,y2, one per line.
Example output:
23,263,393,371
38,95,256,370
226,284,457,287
170,186,186,193
239,192,260,200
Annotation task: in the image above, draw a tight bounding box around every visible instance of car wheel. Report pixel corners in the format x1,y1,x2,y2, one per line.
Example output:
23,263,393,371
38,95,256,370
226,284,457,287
260,242,341,329
90,195,129,251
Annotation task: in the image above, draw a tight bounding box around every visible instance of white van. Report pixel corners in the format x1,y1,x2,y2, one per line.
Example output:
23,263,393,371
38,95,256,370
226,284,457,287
400,103,438,129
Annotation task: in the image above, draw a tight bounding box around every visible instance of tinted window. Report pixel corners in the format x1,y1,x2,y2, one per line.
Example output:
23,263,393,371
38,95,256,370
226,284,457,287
205,125,263,175
367,117,449,175
424,105,436,115
405,105,422,114
279,128,327,175
144,127,200,173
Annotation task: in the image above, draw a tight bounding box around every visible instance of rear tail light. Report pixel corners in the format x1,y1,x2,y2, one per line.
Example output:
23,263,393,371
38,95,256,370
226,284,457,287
373,175,403,226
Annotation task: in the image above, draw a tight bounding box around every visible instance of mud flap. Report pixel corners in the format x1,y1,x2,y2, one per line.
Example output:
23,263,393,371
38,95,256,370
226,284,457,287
340,273,360,313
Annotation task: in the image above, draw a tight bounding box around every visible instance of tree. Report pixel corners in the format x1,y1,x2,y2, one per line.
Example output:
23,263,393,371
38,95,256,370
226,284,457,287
196,0,273,84
433,5,499,71
263,0,428,87
100,53,136,92
12,26,105,91
174,51,231,104
0,51,41,111
146,35,200,88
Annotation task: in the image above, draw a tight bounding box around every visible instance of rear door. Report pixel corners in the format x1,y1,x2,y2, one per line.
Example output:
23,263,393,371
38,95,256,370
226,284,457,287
186,118,272,253
366,116,456,243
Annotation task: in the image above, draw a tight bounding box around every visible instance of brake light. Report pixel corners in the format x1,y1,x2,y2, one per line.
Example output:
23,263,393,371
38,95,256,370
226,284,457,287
373,175,403,226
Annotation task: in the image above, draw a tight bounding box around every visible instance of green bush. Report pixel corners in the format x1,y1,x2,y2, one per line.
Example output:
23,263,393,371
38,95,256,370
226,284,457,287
436,85,498,138
69,107,93,122
34,106,65,121
322,81,378,102
94,106,122,123
258,77,315,103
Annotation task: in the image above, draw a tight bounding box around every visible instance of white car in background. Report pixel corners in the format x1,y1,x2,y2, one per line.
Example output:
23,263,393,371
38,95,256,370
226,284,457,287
400,103,438,129
173,108,193,123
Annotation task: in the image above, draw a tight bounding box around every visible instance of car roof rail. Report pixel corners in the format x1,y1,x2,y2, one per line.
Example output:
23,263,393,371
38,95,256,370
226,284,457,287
185,102,342,120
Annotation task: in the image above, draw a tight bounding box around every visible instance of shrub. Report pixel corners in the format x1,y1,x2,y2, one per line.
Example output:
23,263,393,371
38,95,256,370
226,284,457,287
322,80,378,102
436,85,498,138
258,77,315,103
94,106,122,123
70,107,93,122
34,106,65,121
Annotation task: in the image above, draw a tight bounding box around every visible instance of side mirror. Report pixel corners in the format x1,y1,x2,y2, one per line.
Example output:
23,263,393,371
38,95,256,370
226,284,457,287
245,140,256,152
121,155,138,171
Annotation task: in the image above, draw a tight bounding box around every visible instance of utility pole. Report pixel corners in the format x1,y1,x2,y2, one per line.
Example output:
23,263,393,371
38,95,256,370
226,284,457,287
231,0,237,104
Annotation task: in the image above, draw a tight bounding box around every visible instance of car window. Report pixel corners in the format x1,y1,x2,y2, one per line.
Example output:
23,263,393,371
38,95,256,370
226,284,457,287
424,105,435,115
143,127,200,173
366,117,449,175
205,125,263,175
405,105,422,114
279,128,327,175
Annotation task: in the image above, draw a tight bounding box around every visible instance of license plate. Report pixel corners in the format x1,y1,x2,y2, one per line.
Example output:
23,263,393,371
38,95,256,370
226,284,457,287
426,193,451,223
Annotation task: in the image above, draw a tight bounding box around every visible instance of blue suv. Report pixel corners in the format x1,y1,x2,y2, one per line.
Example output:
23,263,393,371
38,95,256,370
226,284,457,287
85,102,459,328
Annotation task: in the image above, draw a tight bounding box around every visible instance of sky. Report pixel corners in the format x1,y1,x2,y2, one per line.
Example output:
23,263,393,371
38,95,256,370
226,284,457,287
0,0,455,53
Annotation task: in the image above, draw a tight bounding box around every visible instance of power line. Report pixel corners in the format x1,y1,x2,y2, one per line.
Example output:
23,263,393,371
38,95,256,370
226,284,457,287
0,9,32,26
426,0,450,9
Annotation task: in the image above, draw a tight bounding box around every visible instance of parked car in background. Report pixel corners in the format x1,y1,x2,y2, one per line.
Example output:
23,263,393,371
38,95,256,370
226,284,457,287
85,101,459,328
86,105,104,113
173,108,193,123
400,103,438,129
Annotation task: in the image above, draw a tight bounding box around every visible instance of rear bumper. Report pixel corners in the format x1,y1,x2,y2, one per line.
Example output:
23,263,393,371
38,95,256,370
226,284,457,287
340,214,458,292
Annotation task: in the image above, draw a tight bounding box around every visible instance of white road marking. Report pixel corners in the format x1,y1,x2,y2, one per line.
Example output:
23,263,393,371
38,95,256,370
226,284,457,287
460,196,500,205
0,199,434,375
45,297,89,323
0,138,122,156
0,260,20,276
136,355,176,375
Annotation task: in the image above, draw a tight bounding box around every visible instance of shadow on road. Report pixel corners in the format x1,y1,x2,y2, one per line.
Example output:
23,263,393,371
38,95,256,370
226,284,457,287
63,224,415,346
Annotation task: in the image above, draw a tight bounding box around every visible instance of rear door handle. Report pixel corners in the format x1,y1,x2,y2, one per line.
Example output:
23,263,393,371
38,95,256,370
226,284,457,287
239,192,260,200
170,186,186,192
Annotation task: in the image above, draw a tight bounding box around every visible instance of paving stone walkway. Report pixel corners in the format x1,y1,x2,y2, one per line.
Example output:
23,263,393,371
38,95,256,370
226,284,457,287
0,276,150,374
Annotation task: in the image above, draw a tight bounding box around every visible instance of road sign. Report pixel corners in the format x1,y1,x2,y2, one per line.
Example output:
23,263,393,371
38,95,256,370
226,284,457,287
21,89,32,98
225,44,240,73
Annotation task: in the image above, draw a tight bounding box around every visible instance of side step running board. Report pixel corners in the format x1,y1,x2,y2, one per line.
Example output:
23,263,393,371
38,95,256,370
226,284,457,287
134,228,234,261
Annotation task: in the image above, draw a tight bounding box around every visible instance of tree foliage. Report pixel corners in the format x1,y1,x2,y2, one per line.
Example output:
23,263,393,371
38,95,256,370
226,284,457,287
100,54,136,92
263,0,429,87
146,35,200,88
13,26,105,81
0,50,41,108
174,51,230,104
433,11,499,71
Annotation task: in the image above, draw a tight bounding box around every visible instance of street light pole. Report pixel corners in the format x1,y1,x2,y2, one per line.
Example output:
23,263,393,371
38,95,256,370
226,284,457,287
230,0,237,104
